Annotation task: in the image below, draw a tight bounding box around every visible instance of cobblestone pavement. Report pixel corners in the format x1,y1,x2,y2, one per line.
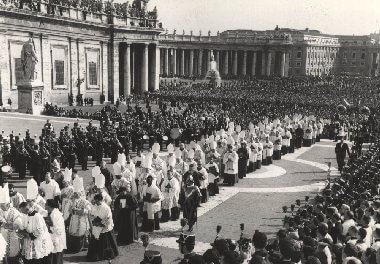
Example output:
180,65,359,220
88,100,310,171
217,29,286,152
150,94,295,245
0,113,342,263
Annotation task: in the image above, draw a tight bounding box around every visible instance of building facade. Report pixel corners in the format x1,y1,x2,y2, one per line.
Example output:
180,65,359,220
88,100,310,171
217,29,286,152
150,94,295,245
0,2,380,107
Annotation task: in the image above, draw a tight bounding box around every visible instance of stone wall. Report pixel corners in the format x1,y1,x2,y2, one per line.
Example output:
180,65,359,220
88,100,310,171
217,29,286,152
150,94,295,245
0,8,110,106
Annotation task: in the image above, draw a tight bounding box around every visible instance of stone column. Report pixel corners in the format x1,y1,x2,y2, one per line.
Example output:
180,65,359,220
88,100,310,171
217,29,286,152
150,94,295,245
172,48,177,75
101,42,109,101
113,41,120,100
181,49,185,76
251,51,256,76
280,51,286,77
215,50,219,70
207,50,211,70
368,52,373,76
266,51,272,76
242,50,247,76
232,50,238,76
189,49,194,76
153,45,160,90
141,43,149,93
261,51,266,76
164,48,169,75
123,43,131,96
224,50,229,75
198,49,203,76
131,46,135,91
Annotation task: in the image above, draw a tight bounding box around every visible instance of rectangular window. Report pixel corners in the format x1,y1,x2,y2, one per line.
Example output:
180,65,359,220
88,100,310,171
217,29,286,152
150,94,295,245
86,48,100,89
51,45,68,89
361,62,365,65
89,62,98,86
361,53,365,59
297,51,302,59
352,53,356,59
14,58,24,83
55,60,65,85
296,62,301,67
351,61,356,65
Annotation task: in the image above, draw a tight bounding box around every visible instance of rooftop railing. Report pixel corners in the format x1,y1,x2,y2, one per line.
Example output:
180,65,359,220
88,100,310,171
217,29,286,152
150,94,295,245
0,0,162,29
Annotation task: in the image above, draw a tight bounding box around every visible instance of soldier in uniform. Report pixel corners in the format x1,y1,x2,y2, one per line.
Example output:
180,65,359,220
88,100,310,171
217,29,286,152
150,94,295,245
16,140,30,179
177,232,205,264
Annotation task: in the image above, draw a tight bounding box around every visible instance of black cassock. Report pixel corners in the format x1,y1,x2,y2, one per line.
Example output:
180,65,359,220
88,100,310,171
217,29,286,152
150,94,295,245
114,193,139,245
237,147,248,179
183,186,201,230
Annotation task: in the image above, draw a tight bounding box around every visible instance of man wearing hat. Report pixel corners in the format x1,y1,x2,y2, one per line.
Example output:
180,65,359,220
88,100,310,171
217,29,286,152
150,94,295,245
16,140,30,180
0,165,12,187
51,159,64,189
67,176,92,253
0,183,23,263
61,168,74,224
140,250,162,264
177,232,205,264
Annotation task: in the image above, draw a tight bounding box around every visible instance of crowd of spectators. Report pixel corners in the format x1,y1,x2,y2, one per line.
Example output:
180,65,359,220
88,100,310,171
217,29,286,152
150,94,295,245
25,75,380,264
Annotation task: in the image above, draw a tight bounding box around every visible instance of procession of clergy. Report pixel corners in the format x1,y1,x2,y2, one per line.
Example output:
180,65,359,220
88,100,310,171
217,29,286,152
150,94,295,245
0,114,327,264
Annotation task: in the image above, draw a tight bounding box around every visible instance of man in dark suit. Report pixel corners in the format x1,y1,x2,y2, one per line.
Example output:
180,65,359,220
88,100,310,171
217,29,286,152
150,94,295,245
335,138,350,172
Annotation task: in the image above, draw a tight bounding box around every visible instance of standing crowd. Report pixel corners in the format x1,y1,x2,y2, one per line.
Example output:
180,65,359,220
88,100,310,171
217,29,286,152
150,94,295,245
0,75,379,264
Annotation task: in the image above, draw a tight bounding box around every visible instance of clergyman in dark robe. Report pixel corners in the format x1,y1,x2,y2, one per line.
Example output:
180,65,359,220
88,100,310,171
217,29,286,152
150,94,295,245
183,176,201,232
114,186,139,245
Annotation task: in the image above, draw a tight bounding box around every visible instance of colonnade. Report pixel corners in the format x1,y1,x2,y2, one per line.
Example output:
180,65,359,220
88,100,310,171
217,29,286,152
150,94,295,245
159,48,288,78
117,42,160,98
115,44,290,98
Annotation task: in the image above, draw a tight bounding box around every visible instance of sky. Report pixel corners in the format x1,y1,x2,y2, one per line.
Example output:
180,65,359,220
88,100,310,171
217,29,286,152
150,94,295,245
127,0,380,36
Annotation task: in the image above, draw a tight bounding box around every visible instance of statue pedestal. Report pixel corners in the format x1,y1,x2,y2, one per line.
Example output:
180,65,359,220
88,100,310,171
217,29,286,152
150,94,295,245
16,81,44,115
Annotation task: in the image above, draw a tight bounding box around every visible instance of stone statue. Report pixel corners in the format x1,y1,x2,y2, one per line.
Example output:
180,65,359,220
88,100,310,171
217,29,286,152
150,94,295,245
21,37,38,82
210,50,215,61
205,49,221,87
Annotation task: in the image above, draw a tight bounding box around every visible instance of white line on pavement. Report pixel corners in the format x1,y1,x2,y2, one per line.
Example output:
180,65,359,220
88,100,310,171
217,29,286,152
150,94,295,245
245,165,286,179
